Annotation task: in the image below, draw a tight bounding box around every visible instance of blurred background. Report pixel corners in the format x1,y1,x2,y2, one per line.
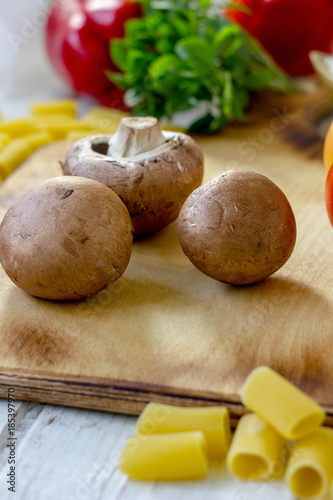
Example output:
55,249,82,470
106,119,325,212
1,0,333,129
0,0,75,118
1,0,333,122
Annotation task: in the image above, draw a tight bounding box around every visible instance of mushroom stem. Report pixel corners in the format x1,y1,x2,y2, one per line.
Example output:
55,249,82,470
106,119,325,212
108,116,166,158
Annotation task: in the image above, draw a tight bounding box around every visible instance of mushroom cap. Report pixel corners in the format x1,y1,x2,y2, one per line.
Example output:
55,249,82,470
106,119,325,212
63,131,204,236
177,169,297,285
0,176,133,300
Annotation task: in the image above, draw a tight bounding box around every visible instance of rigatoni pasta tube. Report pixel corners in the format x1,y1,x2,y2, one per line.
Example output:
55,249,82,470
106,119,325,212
81,107,128,134
24,132,53,151
0,133,10,151
227,414,285,480
242,366,325,440
30,99,77,118
136,403,231,458
33,115,88,139
0,119,39,138
0,139,31,180
285,427,333,499
120,431,208,480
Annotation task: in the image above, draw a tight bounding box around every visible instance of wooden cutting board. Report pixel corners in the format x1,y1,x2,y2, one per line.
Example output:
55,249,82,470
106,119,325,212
0,89,333,426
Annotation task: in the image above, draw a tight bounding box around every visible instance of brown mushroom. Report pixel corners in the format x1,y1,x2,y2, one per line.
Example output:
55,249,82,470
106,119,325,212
63,116,204,236
0,176,133,300
177,169,296,285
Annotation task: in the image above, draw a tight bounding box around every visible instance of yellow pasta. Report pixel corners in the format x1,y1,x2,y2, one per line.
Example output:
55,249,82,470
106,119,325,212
24,131,53,151
120,431,208,480
33,115,89,139
0,133,10,150
136,403,231,459
330,479,333,499
227,413,285,480
0,138,31,180
30,99,77,118
242,366,325,440
285,427,333,499
0,119,40,138
82,105,128,120
80,106,128,134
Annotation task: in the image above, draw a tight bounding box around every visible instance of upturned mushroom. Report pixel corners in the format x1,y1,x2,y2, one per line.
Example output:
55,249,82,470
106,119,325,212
63,116,204,236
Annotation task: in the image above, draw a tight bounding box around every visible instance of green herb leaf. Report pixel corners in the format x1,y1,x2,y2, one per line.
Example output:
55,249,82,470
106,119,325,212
108,0,294,133
175,38,215,74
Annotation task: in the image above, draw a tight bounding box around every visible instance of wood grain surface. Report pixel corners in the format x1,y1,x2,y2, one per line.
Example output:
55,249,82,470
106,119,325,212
0,90,332,423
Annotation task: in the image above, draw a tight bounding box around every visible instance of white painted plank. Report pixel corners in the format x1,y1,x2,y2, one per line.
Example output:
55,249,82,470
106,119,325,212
0,399,23,436
0,401,44,494
0,400,44,466
115,465,294,500
0,404,136,500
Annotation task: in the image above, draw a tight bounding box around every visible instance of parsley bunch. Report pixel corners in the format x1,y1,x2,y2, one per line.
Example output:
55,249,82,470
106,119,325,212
108,0,293,133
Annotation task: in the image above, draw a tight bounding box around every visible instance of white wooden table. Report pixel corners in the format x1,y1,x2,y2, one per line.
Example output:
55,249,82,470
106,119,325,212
0,399,294,500
0,4,299,498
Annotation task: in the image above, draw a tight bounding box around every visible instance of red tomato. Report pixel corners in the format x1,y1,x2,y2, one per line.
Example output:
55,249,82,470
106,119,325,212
325,164,333,226
226,0,333,76
45,0,142,107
